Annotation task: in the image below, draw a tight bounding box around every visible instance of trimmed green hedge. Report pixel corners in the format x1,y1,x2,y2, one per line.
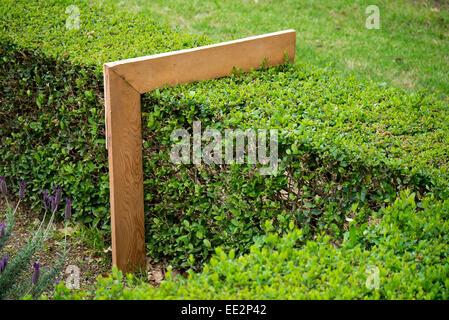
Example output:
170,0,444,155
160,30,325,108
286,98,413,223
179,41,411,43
0,0,208,229
1,0,448,268
54,191,449,299
140,63,449,266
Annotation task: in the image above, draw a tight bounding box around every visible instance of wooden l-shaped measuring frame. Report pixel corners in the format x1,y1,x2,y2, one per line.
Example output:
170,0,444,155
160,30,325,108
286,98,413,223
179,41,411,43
103,29,296,272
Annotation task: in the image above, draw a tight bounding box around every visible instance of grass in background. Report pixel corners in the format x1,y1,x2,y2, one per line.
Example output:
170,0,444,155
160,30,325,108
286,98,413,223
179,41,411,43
108,0,449,98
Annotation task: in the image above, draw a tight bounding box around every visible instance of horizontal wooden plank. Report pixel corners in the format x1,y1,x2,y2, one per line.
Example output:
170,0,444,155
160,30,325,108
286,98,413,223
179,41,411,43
105,29,296,94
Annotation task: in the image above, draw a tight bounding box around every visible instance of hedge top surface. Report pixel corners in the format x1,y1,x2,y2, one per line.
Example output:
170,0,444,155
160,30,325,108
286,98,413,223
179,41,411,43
0,0,210,74
147,64,449,197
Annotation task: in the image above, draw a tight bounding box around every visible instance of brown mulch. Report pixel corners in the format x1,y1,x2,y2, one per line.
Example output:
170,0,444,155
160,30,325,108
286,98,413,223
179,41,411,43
0,196,110,295
1,195,185,298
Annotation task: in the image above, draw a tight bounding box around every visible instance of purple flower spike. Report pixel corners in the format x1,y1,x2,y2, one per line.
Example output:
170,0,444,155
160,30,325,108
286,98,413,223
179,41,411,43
64,198,71,220
42,190,50,210
19,180,25,200
55,186,62,207
0,176,7,196
1,254,9,273
0,221,5,238
50,195,57,212
32,262,40,285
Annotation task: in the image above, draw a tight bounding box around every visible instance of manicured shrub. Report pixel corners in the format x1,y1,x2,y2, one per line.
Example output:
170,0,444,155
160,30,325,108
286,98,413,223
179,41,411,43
0,0,209,230
55,191,449,300
1,0,448,268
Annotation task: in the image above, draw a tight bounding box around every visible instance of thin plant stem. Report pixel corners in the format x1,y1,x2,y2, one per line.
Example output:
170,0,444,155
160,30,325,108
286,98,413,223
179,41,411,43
43,207,58,240
12,198,21,215
34,208,48,238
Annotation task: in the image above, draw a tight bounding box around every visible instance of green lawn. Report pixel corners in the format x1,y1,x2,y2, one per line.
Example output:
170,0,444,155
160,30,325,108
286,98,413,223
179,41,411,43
109,0,449,98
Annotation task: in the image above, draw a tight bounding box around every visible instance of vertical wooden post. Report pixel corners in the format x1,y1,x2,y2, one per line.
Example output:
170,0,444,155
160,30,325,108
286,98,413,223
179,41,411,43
104,67,146,272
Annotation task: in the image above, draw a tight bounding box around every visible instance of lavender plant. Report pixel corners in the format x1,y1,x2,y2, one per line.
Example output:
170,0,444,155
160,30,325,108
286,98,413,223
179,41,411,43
0,177,71,299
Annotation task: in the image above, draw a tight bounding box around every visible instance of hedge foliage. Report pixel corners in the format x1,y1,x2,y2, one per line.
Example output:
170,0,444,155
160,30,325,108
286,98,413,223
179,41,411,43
54,191,449,299
0,0,208,229
0,0,210,74
1,0,448,268
140,63,449,266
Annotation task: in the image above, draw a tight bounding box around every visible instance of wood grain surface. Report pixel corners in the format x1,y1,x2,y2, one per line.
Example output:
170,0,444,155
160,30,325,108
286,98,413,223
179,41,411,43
104,67,146,272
